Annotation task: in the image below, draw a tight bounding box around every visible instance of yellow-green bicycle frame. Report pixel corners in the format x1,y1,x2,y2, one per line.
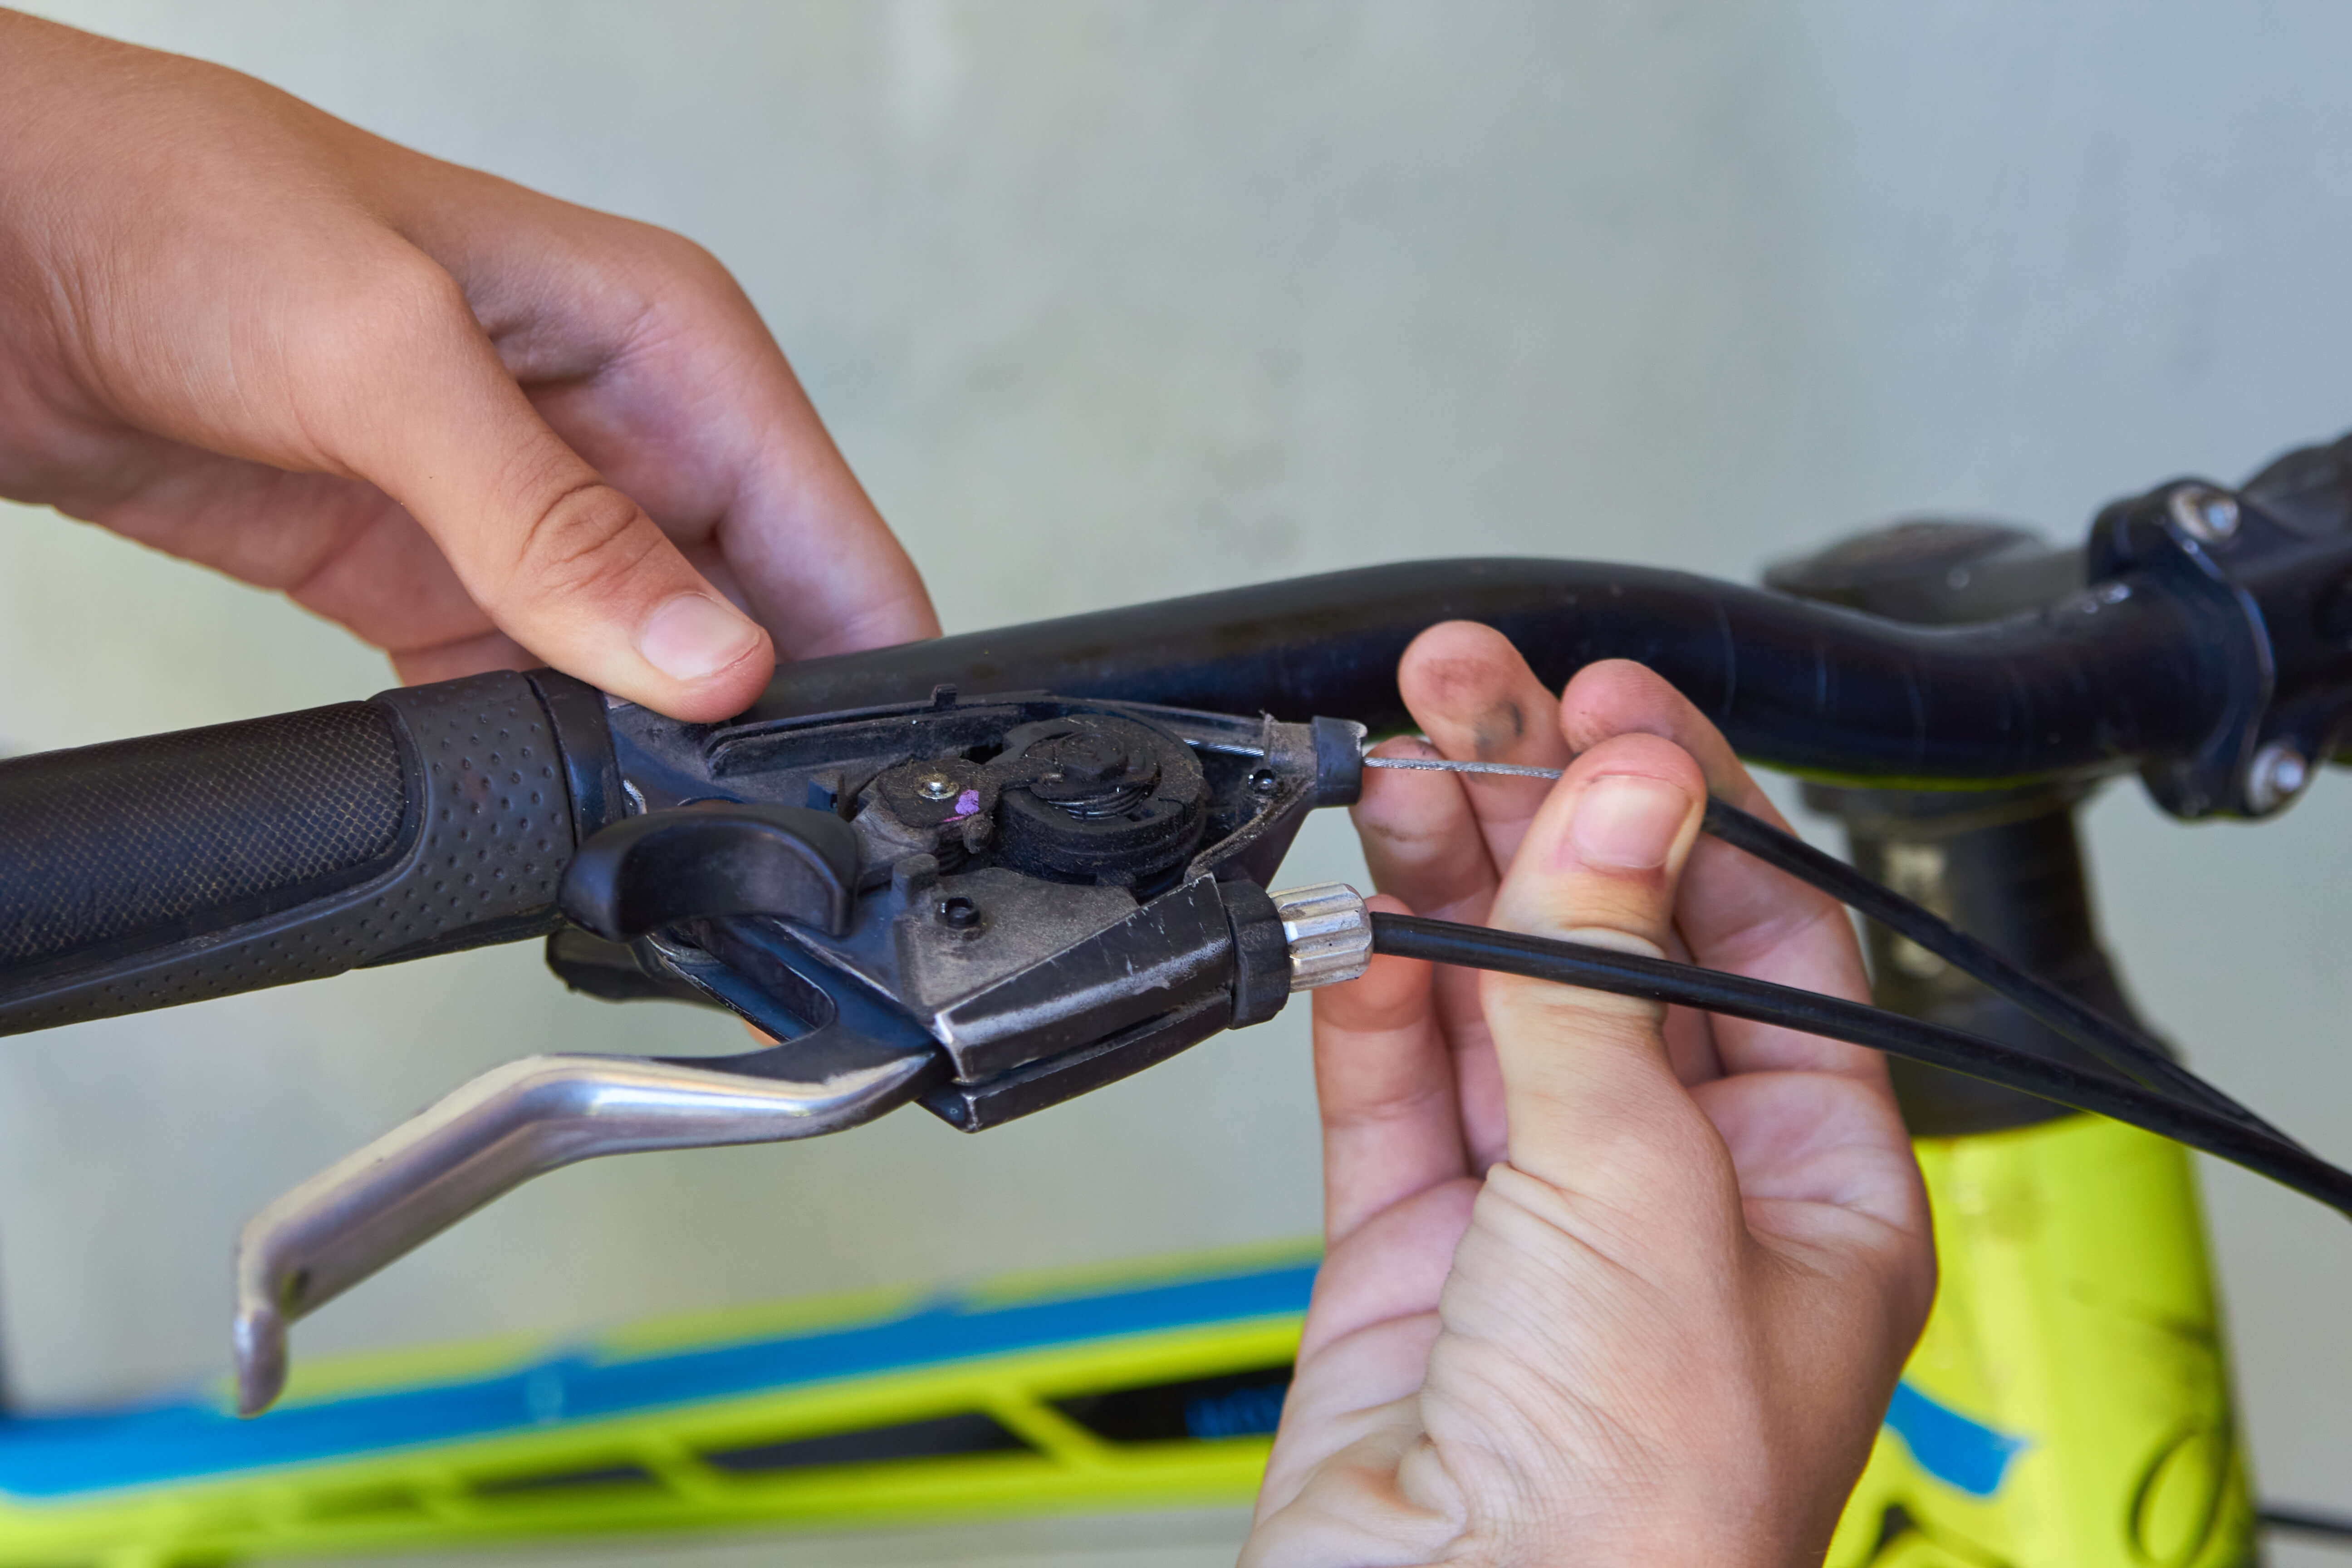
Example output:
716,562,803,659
0,1111,2250,1568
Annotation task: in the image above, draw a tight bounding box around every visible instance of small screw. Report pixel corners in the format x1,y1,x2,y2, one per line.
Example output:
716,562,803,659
2245,741,2310,815
915,772,958,801
1250,769,1279,795
937,895,981,929
2168,485,2241,544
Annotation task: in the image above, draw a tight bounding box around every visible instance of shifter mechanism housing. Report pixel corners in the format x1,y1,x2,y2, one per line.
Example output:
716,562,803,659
556,689,1367,1126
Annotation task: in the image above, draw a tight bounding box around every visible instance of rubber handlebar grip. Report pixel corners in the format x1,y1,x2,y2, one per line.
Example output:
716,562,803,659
0,671,595,1037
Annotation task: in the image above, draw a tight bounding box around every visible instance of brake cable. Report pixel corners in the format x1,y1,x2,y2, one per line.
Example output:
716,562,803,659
1361,755,2352,1219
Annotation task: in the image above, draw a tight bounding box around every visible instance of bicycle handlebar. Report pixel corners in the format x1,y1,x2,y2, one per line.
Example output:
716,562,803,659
749,558,2214,784
0,559,2218,1039
9,419,2352,1038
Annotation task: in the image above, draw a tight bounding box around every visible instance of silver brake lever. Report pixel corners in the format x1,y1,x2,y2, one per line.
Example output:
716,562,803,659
232,1025,938,1417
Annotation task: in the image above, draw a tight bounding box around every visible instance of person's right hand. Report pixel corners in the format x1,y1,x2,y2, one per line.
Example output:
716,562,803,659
0,10,935,720
1245,626,1935,1566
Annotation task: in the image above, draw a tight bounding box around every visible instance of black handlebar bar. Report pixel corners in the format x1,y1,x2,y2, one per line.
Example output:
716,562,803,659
750,558,2215,785
11,420,2352,1038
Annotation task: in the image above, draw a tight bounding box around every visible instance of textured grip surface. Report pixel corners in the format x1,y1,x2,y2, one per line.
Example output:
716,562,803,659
0,671,583,1035
0,704,406,968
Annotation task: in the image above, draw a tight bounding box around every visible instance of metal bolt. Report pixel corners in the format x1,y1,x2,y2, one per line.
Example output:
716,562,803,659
1250,768,1279,795
915,772,958,801
2245,742,2311,816
2168,485,2240,544
937,894,982,930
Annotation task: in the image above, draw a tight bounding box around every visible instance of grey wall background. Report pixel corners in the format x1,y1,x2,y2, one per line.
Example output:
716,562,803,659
4,3,2352,1564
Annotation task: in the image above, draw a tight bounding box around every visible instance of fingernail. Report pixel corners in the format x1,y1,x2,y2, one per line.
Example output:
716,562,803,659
1566,774,1690,871
640,594,761,683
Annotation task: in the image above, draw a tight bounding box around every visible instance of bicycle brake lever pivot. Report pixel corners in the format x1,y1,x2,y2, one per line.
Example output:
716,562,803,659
231,691,1371,1413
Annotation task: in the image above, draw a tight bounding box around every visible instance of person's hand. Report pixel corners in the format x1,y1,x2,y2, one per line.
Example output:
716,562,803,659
1245,626,1936,1567
0,11,935,719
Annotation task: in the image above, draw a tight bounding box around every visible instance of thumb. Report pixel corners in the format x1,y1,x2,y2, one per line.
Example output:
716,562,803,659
322,269,772,720
1479,731,1722,1207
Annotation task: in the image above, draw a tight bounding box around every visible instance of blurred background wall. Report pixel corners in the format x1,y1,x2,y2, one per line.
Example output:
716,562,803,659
4,3,2352,1564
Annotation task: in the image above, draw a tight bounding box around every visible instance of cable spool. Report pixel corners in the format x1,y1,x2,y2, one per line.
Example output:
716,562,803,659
989,714,1208,887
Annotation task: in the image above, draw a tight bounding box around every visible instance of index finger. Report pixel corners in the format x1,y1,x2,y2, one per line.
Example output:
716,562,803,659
288,245,777,721
393,173,939,661
1394,621,1574,871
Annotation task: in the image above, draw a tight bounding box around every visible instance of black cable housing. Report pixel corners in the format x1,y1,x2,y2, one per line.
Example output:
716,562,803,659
1368,913,2352,1220
2262,1503,2352,1543
1698,799,2293,1141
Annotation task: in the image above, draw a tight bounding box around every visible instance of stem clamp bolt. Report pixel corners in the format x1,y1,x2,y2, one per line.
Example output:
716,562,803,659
2168,485,2241,544
2245,742,2310,816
